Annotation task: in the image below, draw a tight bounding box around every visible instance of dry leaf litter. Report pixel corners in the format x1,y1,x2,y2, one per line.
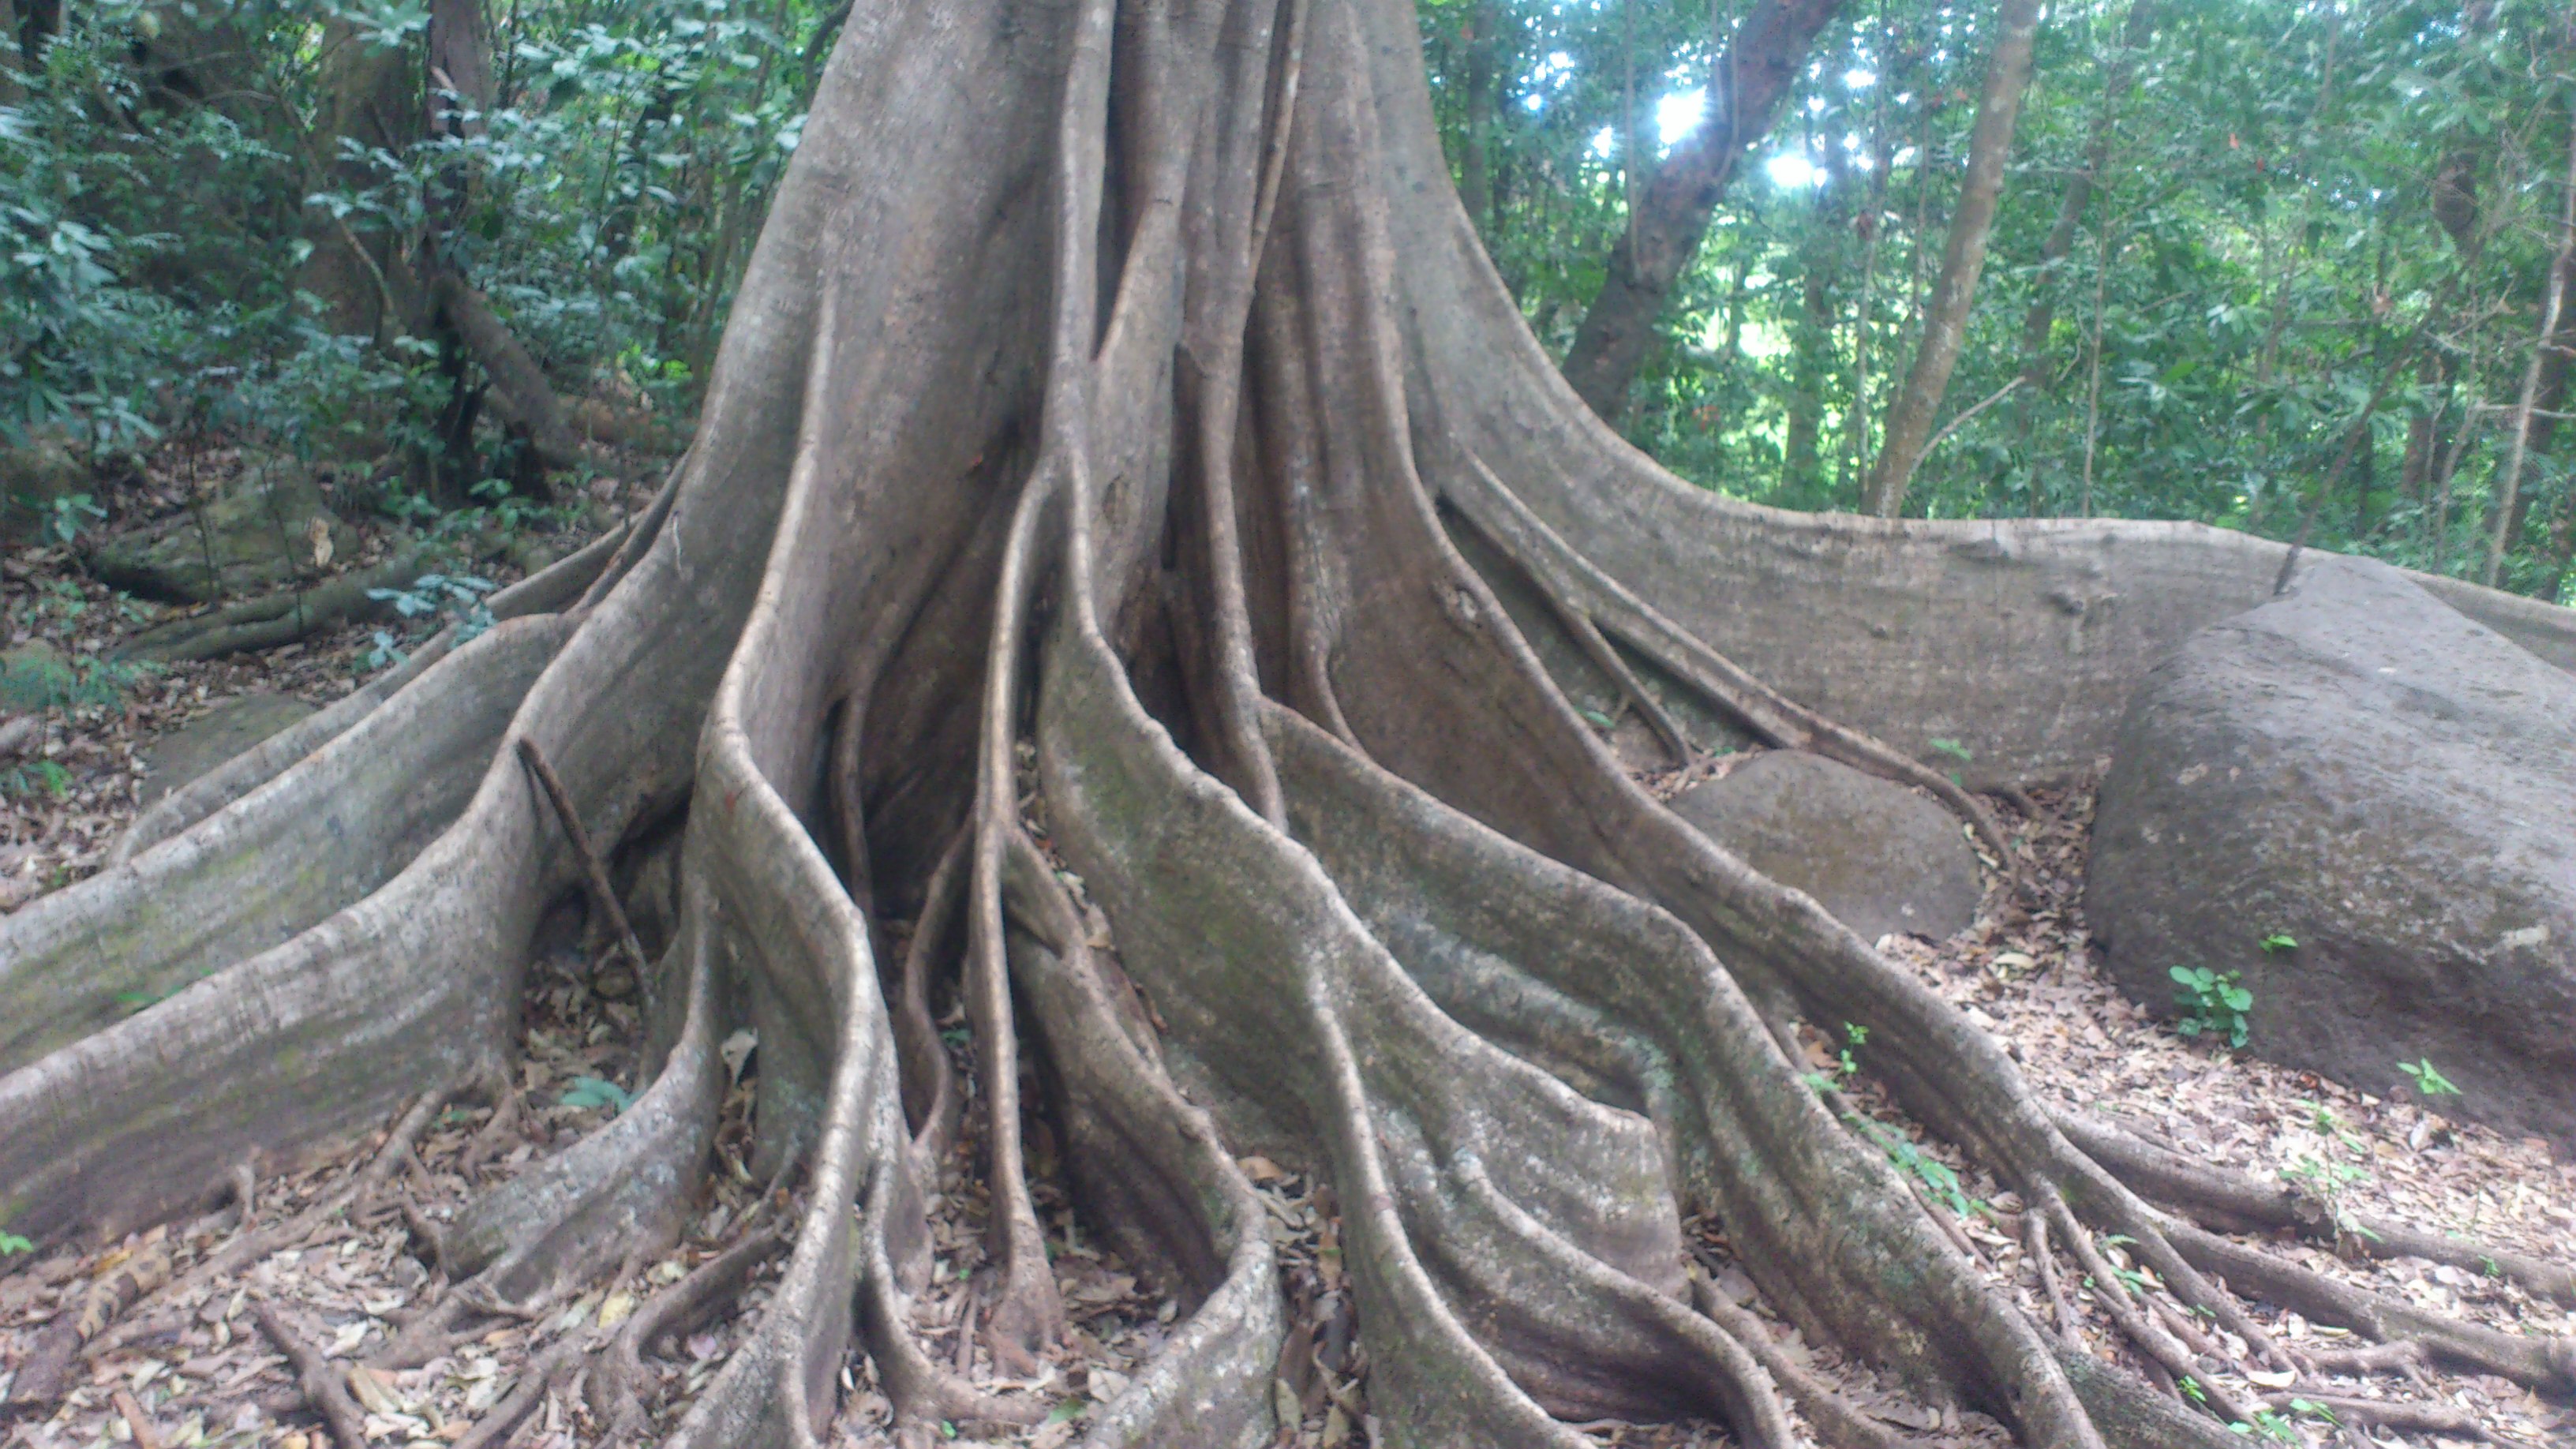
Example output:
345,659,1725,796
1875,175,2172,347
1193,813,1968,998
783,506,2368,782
6,474,2571,1449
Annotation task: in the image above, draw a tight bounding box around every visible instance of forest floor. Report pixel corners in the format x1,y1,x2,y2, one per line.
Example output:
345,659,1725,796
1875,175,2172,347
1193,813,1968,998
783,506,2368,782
2,487,2571,1449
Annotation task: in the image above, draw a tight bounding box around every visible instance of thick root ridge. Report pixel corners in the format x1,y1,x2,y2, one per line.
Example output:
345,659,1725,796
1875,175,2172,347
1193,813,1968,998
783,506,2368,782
436,934,724,1305
1,615,571,1073
1267,708,2096,1447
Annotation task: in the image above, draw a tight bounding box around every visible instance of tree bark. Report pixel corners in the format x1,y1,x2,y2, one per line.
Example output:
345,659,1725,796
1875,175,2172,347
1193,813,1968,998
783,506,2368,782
3,7,2571,1449
1458,0,1498,230
2484,110,2576,586
2014,0,2158,396
1558,0,1846,424
1863,0,2046,516
298,23,424,340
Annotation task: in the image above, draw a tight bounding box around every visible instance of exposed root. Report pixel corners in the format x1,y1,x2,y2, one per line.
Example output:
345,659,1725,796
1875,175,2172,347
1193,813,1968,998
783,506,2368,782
3,616,571,1072
107,523,627,864
2055,1109,2576,1308
2038,1196,2257,1425
449,1324,598,1449
117,549,433,663
2,1234,171,1413
1440,450,2026,892
2256,1389,2488,1438
2163,1218,2576,1393
1687,1272,1911,1449
589,1218,792,1445
890,829,968,1169
250,1299,372,1449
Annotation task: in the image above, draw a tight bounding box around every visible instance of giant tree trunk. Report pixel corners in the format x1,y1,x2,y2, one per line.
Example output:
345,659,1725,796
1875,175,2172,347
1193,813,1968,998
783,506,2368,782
6,4,2574,1448
1863,0,2045,516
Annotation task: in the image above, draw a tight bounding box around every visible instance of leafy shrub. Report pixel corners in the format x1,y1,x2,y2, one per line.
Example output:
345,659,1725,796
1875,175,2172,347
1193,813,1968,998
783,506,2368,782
2170,965,2252,1049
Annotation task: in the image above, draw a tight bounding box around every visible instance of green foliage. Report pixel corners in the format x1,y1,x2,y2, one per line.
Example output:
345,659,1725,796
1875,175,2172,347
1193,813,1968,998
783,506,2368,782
0,0,839,500
2259,932,2297,954
1849,1114,1977,1218
2398,1058,2460,1096
0,758,73,800
0,651,155,713
2170,965,2252,1048
1422,0,2576,603
0,1231,32,1256
41,492,105,545
559,1076,633,1114
365,573,496,670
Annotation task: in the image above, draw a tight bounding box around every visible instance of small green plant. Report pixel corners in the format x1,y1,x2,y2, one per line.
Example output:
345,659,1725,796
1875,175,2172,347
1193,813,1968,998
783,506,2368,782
363,630,408,672
2397,1058,2459,1096
2230,1407,2301,1443
0,1230,32,1256
1851,1116,1977,1217
0,758,72,799
0,650,155,713
42,492,104,545
1798,1025,1871,1091
560,1076,633,1114
368,571,498,641
2259,932,2297,953
2170,966,2252,1047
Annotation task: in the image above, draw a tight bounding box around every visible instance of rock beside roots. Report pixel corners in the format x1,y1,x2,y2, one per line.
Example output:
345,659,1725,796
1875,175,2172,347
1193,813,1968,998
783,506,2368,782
1670,751,1984,944
2088,556,2576,1151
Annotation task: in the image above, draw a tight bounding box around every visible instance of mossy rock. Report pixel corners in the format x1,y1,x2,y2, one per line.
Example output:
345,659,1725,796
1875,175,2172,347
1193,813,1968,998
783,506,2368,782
91,456,363,604
0,435,92,547
139,691,318,805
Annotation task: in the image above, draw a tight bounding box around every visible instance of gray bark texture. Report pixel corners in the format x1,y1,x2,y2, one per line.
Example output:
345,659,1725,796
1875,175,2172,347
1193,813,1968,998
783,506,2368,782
2,2,2571,1447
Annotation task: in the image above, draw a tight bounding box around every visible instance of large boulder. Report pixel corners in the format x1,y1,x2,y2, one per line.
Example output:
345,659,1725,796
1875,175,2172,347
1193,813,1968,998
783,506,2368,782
2087,557,2576,1150
1671,750,1985,943
91,455,360,603
139,691,317,805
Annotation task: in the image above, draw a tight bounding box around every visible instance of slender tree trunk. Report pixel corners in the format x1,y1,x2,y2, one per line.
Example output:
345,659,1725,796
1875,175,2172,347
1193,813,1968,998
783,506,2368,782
1458,0,1498,229
2015,0,2157,395
1783,157,1844,495
0,0,23,110
1862,0,2046,516
1558,0,1846,422
2077,222,2115,516
2484,109,2576,587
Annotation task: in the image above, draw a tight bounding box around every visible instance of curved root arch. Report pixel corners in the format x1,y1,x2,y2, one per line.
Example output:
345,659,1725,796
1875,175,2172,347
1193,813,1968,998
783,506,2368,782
4,1,2570,1448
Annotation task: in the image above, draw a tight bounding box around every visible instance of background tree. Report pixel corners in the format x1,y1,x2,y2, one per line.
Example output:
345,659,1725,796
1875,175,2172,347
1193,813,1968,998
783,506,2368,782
1860,0,2042,515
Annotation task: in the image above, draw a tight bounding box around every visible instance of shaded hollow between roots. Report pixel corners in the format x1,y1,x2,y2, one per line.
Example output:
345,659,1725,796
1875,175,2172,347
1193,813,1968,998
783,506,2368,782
5,1,2574,1447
